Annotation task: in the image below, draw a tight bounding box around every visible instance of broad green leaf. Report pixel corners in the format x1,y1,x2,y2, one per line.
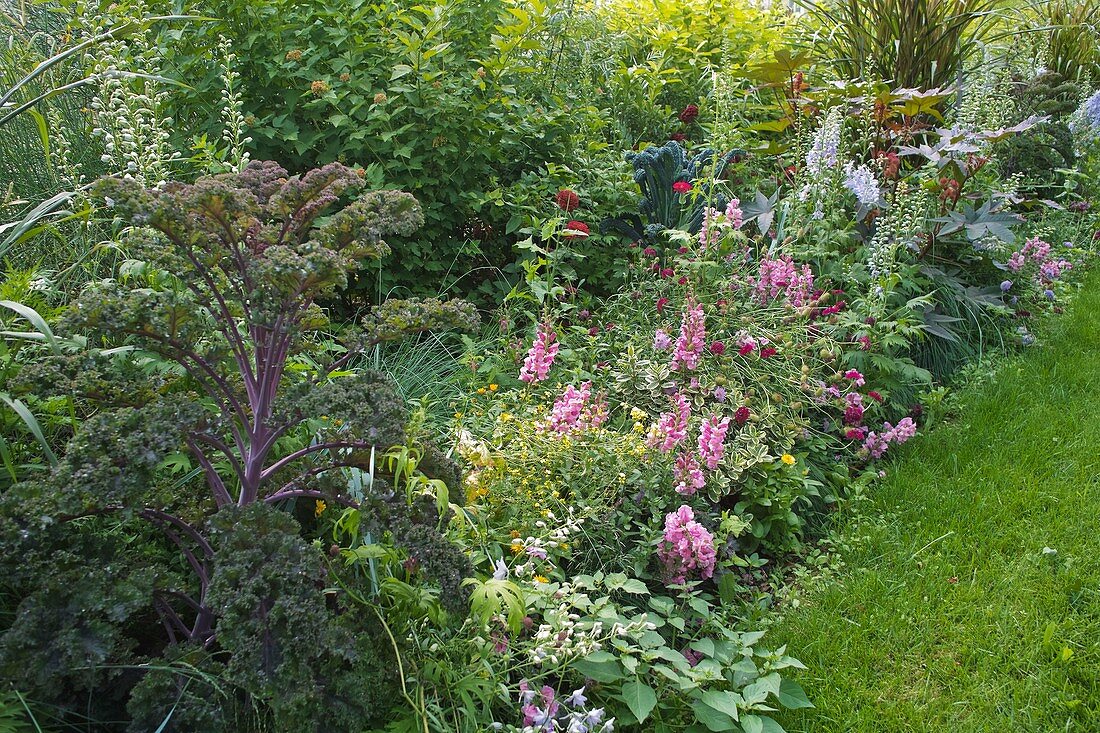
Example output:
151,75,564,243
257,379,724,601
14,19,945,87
691,699,738,731
620,680,657,723
698,689,742,721
777,678,814,710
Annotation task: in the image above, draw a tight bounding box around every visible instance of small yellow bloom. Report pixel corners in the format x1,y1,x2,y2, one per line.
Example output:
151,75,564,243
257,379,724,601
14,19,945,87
781,453,796,466
533,575,549,584
477,387,487,395
510,541,524,555
314,500,327,517
489,383,499,392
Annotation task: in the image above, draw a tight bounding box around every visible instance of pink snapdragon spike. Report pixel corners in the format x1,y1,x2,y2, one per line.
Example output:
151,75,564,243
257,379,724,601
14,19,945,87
671,300,706,370
519,323,559,383
545,382,607,434
659,505,717,584
547,382,590,433
698,413,731,470
673,451,706,495
725,198,744,230
648,392,691,453
751,255,814,307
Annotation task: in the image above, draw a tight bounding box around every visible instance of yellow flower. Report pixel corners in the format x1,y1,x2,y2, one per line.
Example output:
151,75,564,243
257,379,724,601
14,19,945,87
510,541,524,555
533,575,549,584
477,387,487,395
489,383,499,392
314,500,327,517
781,453,796,466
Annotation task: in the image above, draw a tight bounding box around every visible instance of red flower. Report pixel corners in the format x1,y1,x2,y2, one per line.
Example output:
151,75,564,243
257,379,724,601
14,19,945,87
555,189,580,212
660,267,674,279
679,104,699,124
759,346,778,359
656,297,670,314
670,132,687,142
564,220,589,239
677,276,688,285
588,327,599,336
738,342,754,356
709,341,725,355
845,427,867,440
868,391,883,402
672,181,692,194
734,406,751,425
643,246,658,257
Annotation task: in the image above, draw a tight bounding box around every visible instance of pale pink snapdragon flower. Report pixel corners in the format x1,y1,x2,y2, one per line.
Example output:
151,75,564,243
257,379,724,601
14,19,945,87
671,301,706,371
519,323,559,383
658,505,717,584
697,413,731,470
673,451,706,495
647,392,691,453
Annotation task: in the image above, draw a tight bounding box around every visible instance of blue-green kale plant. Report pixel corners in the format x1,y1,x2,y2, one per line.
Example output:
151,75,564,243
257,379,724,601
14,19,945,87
0,161,477,731
602,140,741,243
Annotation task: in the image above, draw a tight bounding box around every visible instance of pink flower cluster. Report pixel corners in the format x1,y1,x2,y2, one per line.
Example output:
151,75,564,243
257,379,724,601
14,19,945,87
863,417,917,458
698,414,731,469
670,301,706,371
658,505,717,584
673,451,705,495
648,392,691,453
1007,236,1072,283
545,382,607,434
519,324,559,383
752,255,814,307
725,198,743,230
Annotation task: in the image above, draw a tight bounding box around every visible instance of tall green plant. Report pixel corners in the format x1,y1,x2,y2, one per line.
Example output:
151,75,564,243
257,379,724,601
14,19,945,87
797,0,1004,89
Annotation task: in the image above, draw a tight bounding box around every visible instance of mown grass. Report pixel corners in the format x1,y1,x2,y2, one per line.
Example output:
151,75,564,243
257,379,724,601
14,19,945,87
766,272,1100,732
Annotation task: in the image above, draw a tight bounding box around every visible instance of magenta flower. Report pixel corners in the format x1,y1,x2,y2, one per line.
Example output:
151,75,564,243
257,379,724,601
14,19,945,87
519,324,559,383
653,329,672,351
844,369,866,387
734,406,751,425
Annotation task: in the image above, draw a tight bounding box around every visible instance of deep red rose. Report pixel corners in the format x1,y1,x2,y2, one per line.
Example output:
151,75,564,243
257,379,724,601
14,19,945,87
672,181,692,194
679,104,699,124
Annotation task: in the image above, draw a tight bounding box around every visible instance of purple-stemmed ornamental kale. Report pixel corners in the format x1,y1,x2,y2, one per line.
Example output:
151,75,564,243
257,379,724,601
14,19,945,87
8,161,477,650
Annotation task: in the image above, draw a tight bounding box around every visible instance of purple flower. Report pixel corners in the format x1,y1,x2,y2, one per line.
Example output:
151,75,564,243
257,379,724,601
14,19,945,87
713,386,727,402
1000,280,1012,292
566,688,587,707
1045,289,1055,300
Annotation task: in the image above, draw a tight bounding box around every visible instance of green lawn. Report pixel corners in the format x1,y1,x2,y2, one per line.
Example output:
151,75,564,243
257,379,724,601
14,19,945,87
767,274,1100,732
